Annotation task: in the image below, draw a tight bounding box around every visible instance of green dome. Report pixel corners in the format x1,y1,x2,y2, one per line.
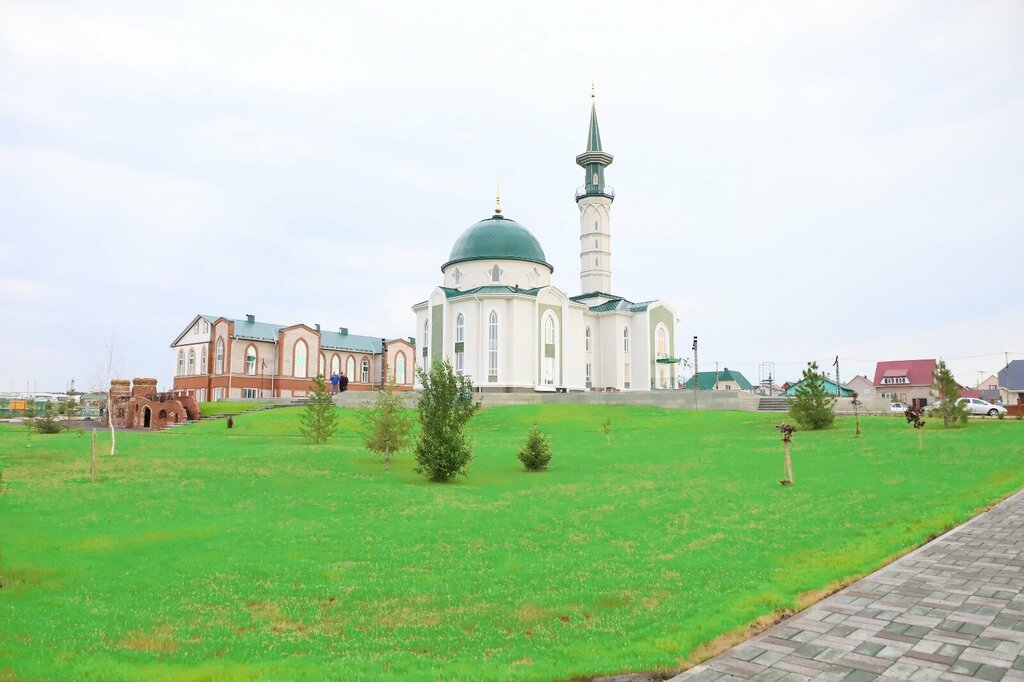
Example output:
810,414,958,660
442,214,553,273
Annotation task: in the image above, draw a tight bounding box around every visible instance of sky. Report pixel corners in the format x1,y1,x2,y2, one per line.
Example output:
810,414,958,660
1,1,1022,393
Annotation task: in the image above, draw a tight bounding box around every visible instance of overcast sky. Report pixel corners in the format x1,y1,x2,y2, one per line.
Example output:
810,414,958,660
2,1,1022,393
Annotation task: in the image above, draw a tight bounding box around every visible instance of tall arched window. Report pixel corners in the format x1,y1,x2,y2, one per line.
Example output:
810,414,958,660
245,345,257,375
490,264,502,282
544,316,555,345
623,326,631,353
331,355,340,376
177,350,184,376
201,347,207,374
361,358,369,383
455,313,465,375
319,353,325,377
394,352,407,384
585,326,592,352
423,319,429,348
656,327,668,357
187,349,195,375
293,340,308,378
346,356,355,380
488,311,498,379
215,338,224,374
541,313,558,386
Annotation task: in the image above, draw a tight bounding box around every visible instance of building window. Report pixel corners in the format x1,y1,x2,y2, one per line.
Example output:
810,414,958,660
187,349,195,375
242,388,257,399
544,316,555,345
454,313,465,374
331,355,340,376
624,361,631,389
488,311,498,378
882,376,909,385
201,347,207,374
202,320,209,333
594,220,599,232
586,362,592,385
361,358,369,383
395,352,406,384
455,350,464,375
585,326,592,352
656,326,668,357
319,353,325,377
423,319,429,357
177,350,184,376
346,356,355,380
293,340,308,378
623,326,630,353
595,238,599,249
490,264,502,282
455,313,464,343
595,256,600,268
215,338,224,374
245,345,257,375
453,268,463,286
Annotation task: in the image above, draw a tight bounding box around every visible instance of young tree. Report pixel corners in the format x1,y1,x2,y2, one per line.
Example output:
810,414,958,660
777,423,796,485
789,361,836,430
905,405,926,450
601,417,612,445
299,375,338,444
362,382,413,470
35,402,62,434
517,425,553,471
414,359,480,482
851,391,862,438
930,360,969,427
61,383,81,429
93,339,123,455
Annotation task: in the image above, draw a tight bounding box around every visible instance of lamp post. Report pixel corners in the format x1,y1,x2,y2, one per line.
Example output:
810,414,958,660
260,360,266,398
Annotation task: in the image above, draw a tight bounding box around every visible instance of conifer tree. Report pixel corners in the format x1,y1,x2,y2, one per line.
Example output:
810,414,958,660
788,361,836,430
930,360,969,427
517,425,553,471
362,382,413,470
300,375,338,444
414,359,480,482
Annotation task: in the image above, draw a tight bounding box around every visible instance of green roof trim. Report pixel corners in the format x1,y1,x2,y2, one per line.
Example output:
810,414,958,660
684,370,754,391
442,215,553,272
586,297,652,313
440,285,541,300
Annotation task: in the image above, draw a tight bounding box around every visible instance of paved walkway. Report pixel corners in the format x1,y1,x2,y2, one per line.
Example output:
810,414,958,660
671,490,1024,682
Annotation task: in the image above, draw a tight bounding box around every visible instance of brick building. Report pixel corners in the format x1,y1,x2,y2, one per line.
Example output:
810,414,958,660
171,314,415,401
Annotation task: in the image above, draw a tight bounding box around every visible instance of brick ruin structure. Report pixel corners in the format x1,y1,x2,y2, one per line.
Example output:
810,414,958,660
101,378,201,430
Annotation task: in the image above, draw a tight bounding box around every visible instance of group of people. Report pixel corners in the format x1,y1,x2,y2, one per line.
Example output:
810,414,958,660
329,372,349,394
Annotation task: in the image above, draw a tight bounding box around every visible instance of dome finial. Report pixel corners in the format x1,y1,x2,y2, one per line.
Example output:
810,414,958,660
591,81,595,103
495,181,502,215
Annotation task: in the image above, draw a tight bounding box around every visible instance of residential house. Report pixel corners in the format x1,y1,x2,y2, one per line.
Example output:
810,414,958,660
683,368,754,391
975,373,1007,405
997,360,1024,407
872,359,936,407
782,377,854,397
845,374,874,399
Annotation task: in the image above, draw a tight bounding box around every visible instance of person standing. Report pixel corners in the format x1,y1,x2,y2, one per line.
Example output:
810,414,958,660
339,373,349,393
330,372,340,394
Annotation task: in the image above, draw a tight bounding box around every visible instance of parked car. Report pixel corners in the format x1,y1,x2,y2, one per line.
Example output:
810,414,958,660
927,398,1007,417
889,402,908,413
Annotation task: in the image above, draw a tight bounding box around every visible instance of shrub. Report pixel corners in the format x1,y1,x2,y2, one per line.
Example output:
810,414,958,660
35,404,61,434
414,359,480,482
517,425,553,471
299,375,338,444
789,361,836,430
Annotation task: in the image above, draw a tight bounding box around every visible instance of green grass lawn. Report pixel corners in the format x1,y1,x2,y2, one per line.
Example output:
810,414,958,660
196,401,270,416
1,406,1022,681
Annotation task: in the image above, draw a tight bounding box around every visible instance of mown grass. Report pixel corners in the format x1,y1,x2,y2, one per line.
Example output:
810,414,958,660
1,406,1022,681
196,401,269,416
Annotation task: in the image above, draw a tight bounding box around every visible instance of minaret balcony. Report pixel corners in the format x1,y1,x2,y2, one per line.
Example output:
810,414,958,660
575,185,615,201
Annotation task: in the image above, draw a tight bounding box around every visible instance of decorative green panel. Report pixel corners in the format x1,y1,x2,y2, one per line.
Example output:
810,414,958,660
454,342,464,353
544,344,555,358
537,304,563,385
648,305,674,379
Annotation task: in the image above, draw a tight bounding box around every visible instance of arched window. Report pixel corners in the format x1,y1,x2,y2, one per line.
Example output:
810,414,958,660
394,352,407,384
346,356,355,380
215,338,224,374
187,349,195,375
623,326,631,352
331,354,340,375
490,264,502,282
541,313,558,386
245,345,257,375
544,316,555,345
361,358,369,383
455,313,464,343
585,326,592,352
293,340,308,378
656,326,668,357
177,350,184,376
423,319,429,349
488,311,498,379
454,313,465,375
201,347,207,374
318,353,325,377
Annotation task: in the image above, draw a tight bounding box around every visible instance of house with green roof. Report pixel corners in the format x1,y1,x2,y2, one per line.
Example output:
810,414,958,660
170,314,415,401
412,93,679,392
683,368,755,392
782,377,854,397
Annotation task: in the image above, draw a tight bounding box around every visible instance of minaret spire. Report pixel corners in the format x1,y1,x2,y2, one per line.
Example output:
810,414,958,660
495,182,502,216
575,88,614,294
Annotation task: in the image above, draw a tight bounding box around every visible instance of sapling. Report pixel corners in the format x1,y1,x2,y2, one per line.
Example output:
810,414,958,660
517,425,553,471
601,418,612,445
851,391,862,438
905,405,925,450
777,423,796,485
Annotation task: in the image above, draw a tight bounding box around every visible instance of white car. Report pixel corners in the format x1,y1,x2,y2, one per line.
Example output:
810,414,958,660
960,398,1007,417
889,402,908,413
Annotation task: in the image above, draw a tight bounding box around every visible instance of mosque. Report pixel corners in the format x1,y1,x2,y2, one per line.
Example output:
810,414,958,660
412,97,678,392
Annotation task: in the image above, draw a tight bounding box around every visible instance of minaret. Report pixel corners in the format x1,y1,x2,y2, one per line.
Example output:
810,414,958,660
576,86,614,294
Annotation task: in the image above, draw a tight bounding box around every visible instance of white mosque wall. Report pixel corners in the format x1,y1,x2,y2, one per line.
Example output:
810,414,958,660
442,259,552,291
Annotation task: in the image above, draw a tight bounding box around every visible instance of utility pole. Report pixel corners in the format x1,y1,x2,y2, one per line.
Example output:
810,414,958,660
691,336,699,410
833,356,840,397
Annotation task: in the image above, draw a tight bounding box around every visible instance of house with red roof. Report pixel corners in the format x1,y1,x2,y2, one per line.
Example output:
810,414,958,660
873,359,936,408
